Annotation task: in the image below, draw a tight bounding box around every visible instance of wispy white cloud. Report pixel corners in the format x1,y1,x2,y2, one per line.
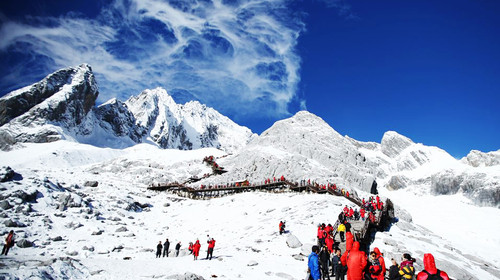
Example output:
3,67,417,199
0,0,308,122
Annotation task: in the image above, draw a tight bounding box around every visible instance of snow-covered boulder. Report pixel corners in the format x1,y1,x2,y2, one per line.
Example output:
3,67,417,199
286,234,302,248
167,272,205,280
16,239,34,248
0,166,15,182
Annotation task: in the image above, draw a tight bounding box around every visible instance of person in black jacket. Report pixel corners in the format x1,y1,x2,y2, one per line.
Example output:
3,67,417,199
331,249,344,280
344,220,351,233
163,239,170,257
388,259,402,280
319,246,330,280
175,242,181,257
156,241,162,258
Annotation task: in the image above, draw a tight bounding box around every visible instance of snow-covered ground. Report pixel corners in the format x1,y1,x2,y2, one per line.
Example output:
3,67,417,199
383,187,500,265
1,141,499,279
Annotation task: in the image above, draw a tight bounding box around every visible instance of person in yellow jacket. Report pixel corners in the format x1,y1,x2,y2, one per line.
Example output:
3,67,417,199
399,253,416,279
337,223,346,242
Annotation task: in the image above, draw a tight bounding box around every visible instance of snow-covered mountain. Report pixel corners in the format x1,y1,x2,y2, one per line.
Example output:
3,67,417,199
0,65,255,153
124,88,255,153
0,64,499,279
193,111,499,207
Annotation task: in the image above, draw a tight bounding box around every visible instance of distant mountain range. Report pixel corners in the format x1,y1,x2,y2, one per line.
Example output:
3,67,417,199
0,64,255,153
0,64,498,207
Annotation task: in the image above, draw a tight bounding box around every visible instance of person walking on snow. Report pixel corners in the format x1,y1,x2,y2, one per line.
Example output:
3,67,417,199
337,223,346,242
156,241,162,258
308,245,321,280
1,230,14,256
207,238,216,260
416,253,450,280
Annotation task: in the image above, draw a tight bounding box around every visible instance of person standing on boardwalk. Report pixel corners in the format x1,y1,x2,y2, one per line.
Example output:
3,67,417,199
337,222,346,242
156,241,162,258
319,245,331,280
344,220,351,233
331,249,344,280
308,245,321,280
344,242,367,280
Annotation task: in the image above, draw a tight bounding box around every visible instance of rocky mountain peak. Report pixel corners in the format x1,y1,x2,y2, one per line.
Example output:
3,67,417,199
0,64,97,127
462,149,500,167
0,64,99,149
261,110,343,139
381,131,414,158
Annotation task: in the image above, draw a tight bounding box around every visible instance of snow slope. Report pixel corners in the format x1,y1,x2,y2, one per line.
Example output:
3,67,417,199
1,140,499,279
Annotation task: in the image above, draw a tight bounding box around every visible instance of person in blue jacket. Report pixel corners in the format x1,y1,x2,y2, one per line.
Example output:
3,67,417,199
308,245,321,280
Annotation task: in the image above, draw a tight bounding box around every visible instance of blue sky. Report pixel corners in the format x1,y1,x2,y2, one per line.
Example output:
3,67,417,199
0,0,499,157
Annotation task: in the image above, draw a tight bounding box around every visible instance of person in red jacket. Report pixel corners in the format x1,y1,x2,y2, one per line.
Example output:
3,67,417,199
207,238,216,260
345,231,354,252
325,224,333,235
193,240,201,260
345,242,367,280
325,236,334,253
373,247,386,278
360,208,366,221
1,230,14,256
417,253,450,280
188,242,193,254
367,251,384,280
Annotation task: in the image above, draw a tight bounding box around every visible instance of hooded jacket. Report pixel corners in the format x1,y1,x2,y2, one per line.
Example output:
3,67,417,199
308,252,321,280
346,242,367,280
374,247,386,275
346,232,354,251
368,247,386,280
193,241,201,256
416,254,450,280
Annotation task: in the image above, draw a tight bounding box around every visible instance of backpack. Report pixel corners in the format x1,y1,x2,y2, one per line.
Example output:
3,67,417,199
400,264,415,280
422,270,443,280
